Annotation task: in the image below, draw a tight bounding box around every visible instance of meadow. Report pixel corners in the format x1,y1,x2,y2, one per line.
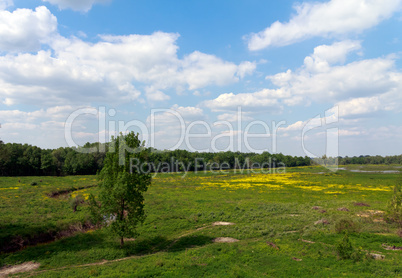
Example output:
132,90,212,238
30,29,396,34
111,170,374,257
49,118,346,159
0,165,401,277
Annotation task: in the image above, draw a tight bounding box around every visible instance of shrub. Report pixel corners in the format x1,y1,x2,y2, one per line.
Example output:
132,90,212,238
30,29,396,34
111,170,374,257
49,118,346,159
335,218,358,234
386,176,402,226
336,233,364,261
70,195,85,212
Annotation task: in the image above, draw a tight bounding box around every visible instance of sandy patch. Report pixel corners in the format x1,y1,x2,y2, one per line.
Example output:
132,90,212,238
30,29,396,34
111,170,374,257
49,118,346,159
299,239,315,244
0,262,40,277
213,237,239,243
212,222,235,226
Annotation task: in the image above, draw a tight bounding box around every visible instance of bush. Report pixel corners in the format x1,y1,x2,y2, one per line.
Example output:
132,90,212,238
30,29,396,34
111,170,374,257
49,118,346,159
386,176,402,226
335,218,358,234
336,233,364,261
70,195,85,212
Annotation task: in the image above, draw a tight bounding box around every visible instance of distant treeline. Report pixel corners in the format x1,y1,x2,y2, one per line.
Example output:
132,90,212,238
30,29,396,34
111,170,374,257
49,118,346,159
0,140,401,176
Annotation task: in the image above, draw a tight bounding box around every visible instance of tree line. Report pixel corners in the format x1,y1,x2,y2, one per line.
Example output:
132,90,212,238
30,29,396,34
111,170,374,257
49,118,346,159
0,140,401,176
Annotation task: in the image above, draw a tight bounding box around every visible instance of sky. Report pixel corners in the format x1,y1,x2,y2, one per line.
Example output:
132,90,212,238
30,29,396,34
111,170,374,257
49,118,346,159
0,0,401,157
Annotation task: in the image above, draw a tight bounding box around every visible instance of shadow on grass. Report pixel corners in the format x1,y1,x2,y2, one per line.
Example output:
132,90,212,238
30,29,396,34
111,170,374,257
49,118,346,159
124,234,214,255
1,231,214,268
168,235,214,252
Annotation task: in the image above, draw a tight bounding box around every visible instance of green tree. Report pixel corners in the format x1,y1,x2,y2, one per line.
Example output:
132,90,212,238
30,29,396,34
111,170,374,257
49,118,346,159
90,132,151,247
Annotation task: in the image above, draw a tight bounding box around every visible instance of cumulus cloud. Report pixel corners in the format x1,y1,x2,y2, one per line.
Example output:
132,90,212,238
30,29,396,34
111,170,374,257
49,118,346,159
0,30,255,106
205,40,401,120
144,105,207,150
236,61,257,79
217,112,253,122
0,105,91,147
247,0,402,50
266,41,401,106
42,0,111,12
0,6,57,52
203,89,285,112
0,0,13,10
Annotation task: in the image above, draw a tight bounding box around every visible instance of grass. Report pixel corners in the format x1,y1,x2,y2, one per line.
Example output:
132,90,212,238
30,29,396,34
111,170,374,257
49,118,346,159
1,165,402,277
0,176,98,251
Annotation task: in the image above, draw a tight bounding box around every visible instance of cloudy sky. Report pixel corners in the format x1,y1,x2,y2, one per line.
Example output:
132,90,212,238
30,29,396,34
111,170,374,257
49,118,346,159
0,0,401,157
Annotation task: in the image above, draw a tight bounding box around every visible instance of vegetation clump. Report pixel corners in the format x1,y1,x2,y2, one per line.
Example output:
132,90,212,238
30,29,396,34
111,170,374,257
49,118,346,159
336,233,364,261
335,218,358,234
386,176,402,226
70,194,85,212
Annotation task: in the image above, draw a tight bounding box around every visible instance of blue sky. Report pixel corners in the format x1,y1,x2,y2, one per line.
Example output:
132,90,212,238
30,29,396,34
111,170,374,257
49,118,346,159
0,0,401,157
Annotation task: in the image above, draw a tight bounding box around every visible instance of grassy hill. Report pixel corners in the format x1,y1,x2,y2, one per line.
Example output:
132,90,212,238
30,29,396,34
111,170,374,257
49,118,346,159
1,165,401,277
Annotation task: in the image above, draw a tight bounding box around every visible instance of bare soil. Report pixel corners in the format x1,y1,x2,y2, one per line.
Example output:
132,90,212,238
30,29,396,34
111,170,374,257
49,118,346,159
0,262,40,277
212,221,235,226
212,237,239,243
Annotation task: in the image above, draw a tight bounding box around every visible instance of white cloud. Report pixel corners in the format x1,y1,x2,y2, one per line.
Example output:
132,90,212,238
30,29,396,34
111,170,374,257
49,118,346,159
303,40,362,72
247,0,402,50
0,105,74,122
144,105,206,150
0,28,254,106
205,40,402,120
217,112,253,122
278,120,306,132
0,0,13,10
203,89,285,112
180,51,248,90
42,0,110,12
0,6,57,52
236,61,257,79
336,96,382,117
267,41,401,105
146,89,170,102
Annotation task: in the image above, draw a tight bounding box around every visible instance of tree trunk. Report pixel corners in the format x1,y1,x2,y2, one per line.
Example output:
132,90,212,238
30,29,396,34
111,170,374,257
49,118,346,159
120,237,124,248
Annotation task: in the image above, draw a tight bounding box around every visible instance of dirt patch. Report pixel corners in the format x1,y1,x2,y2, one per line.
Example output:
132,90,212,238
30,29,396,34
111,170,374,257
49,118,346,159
0,261,40,277
299,239,315,244
370,253,385,260
292,257,302,261
266,241,279,250
47,184,96,198
356,213,370,218
314,219,330,225
382,244,402,251
357,210,385,220
283,231,298,234
337,207,349,211
373,219,386,223
212,221,235,226
354,202,370,207
212,237,239,243
367,210,384,215
311,206,321,210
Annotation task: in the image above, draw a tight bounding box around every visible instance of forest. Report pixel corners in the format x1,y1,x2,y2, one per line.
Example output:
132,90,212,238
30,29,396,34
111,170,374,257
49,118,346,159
1,140,402,176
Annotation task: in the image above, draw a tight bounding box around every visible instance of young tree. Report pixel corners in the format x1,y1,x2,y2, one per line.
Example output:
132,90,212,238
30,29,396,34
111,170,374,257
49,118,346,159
90,132,151,247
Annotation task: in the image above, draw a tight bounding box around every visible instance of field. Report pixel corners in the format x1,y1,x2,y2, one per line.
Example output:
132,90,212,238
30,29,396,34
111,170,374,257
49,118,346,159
0,165,401,277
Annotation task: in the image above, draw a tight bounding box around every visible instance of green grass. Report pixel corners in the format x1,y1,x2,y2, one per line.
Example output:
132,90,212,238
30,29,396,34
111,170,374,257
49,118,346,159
1,165,402,277
0,176,98,251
